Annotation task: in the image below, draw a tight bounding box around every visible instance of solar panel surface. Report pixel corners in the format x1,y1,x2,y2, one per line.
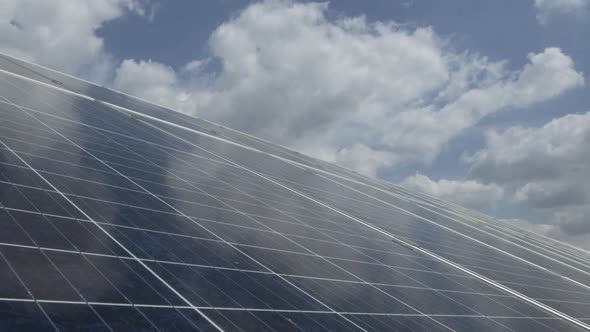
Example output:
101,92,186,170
0,52,589,331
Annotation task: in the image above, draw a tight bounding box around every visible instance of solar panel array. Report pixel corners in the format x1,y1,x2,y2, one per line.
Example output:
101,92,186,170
0,52,589,331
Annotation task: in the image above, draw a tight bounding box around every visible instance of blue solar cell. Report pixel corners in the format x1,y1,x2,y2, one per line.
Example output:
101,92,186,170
0,301,54,331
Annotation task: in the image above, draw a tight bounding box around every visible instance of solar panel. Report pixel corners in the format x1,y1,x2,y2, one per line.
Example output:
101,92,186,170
0,52,589,331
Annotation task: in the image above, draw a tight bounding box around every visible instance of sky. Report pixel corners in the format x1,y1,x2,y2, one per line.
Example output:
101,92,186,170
1,0,589,248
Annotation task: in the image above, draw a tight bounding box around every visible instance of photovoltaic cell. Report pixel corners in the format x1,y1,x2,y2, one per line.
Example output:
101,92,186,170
0,52,589,331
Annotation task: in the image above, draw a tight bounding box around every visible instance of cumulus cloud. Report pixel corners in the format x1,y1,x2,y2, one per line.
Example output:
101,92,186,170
321,144,395,178
401,173,504,210
534,0,589,24
554,207,590,235
514,180,588,208
0,0,151,82
111,1,584,177
469,112,590,237
125,0,159,22
113,59,188,109
380,48,583,166
468,112,590,184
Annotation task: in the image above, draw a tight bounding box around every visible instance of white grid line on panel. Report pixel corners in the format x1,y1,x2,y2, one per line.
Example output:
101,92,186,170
4,143,588,308
0,185,117,331
0,182,584,291
0,201,161,331
0,297,573,320
4,240,590,307
0,169,555,277
1,96,370,332
136,112,590,331
267,171,590,278
2,209,569,292
4,105,587,277
0,233,61,331
102,117,554,332
4,58,590,270
3,99,448,332
0,95,516,264
0,100,225,332
306,166,590,289
116,129,582,330
1,57,588,331
5,115,574,275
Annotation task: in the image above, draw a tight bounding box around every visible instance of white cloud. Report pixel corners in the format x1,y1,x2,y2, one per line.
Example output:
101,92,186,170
469,112,590,237
0,0,151,82
111,1,584,177
182,59,208,74
514,179,588,208
322,144,395,178
468,112,590,184
113,59,189,109
401,173,504,210
534,0,589,24
125,0,159,22
383,48,584,164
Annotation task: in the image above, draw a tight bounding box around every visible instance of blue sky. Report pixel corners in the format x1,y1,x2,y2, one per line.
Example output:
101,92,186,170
1,0,589,248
